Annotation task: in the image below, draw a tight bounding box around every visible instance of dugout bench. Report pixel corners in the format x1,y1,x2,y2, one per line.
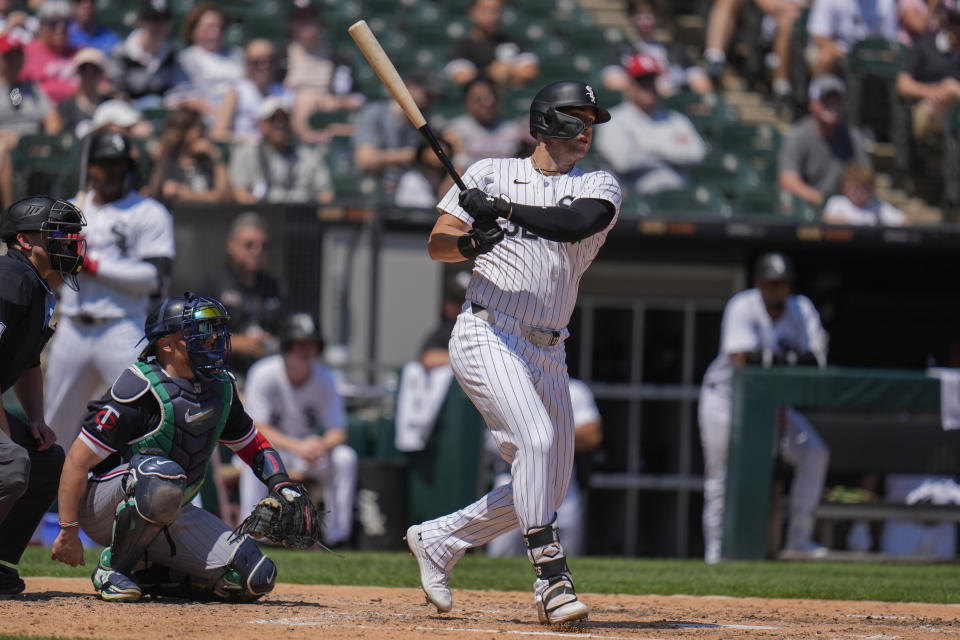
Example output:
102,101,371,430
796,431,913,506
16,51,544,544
724,366,955,560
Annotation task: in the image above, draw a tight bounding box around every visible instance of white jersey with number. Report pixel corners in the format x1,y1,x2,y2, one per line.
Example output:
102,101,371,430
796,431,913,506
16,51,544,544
61,190,175,319
701,288,828,398
438,157,622,330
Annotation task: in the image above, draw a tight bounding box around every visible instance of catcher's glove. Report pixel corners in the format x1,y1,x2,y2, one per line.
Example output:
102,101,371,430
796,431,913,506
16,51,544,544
235,481,323,550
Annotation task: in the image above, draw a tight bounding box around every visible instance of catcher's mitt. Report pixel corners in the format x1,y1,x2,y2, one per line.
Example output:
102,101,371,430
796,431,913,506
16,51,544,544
235,481,323,550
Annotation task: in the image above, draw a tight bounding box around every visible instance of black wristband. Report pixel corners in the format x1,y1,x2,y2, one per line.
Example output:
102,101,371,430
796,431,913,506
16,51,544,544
457,232,481,260
266,473,291,492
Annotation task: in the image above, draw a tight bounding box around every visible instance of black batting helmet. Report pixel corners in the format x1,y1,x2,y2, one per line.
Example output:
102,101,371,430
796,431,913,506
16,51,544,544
753,252,795,282
88,131,133,163
529,80,611,139
280,312,325,353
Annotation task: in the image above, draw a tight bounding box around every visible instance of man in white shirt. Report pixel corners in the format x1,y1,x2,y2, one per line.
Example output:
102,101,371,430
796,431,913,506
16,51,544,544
595,53,706,195
238,312,357,548
699,252,829,563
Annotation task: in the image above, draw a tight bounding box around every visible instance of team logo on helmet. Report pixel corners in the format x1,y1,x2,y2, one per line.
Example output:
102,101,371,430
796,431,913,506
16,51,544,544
585,85,596,104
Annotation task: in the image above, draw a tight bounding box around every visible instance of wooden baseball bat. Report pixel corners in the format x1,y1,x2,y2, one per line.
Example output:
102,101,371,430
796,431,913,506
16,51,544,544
348,19,467,191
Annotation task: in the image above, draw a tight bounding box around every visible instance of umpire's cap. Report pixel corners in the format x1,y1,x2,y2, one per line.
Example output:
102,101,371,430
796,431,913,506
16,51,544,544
281,312,325,353
753,252,795,283
88,131,133,162
529,80,611,139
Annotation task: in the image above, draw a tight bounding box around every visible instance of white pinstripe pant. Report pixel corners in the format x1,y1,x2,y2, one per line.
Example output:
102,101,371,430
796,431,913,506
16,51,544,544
79,467,247,585
418,305,575,572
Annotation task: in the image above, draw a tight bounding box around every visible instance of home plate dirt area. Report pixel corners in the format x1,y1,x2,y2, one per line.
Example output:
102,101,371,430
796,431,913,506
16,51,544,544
3,578,960,639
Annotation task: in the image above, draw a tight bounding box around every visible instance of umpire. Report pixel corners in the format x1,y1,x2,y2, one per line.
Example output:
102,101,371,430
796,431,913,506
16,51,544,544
0,196,86,595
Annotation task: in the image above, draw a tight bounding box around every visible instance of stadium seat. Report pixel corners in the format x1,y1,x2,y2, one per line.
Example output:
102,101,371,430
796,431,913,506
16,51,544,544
733,186,787,217
691,152,762,200
716,122,782,182
12,134,81,199
638,186,732,218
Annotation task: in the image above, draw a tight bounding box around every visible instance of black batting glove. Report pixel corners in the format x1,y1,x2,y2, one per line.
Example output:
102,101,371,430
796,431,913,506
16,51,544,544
458,188,511,221
457,218,504,260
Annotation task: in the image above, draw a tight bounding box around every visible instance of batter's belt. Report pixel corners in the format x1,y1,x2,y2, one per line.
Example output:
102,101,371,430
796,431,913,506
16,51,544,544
470,302,563,348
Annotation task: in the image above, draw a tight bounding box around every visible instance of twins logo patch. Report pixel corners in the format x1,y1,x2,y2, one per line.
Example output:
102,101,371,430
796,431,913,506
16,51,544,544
95,405,120,431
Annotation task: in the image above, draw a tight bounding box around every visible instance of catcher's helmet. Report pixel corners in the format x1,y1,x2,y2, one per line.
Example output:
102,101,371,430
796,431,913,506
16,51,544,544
1,196,86,290
88,131,133,162
280,312,325,353
140,292,232,375
529,80,611,139
753,252,795,282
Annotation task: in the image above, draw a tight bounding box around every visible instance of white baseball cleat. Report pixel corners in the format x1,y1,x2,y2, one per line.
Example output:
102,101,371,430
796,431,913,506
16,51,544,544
405,524,452,613
536,575,589,625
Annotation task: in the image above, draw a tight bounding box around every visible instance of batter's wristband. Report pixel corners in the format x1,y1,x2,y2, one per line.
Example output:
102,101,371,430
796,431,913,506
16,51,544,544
457,233,482,260
59,521,80,529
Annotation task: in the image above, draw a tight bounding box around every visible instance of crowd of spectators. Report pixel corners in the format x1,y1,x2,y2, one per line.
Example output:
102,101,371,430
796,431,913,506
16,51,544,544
0,0,957,224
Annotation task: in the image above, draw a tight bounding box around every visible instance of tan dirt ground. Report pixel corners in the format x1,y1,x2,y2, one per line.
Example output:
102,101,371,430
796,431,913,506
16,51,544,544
2,578,959,639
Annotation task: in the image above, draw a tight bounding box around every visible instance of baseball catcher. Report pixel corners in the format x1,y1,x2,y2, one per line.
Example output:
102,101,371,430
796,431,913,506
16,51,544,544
52,293,322,602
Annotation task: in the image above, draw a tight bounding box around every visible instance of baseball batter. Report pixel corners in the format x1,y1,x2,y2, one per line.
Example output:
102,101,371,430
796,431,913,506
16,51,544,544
44,131,175,445
51,293,312,602
406,80,621,625
699,252,830,563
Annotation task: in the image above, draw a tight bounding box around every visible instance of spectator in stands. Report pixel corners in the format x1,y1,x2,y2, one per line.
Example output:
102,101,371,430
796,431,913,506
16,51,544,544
443,75,524,167
897,5,960,140
57,47,106,138
899,0,956,45
145,107,232,207
605,0,711,96
89,98,151,138
211,39,292,144
21,0,77,104
354,69,441,193
68,0,119,55
807,0,899,77
823,163,908,226
779,75,871,207
0,32,61,208
702,0,805,106
395,137,456,208
1,0,37,43
110,0,179,108
229,97,334,204
166,3,243,116
445,0,539,87
201,212,283,376
594,53,707,194
284,2,363,144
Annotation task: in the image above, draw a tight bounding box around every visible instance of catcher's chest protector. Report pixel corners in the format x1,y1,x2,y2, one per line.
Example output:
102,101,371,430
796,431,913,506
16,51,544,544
128,361,232,501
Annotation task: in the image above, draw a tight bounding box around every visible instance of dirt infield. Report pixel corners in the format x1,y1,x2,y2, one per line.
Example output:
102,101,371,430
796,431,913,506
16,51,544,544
2,578,959,639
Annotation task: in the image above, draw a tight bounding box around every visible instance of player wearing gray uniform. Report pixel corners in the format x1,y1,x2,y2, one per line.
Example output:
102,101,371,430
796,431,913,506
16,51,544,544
699,253,830,563
406,81,621,625
52,294,300,602
44,131,175,445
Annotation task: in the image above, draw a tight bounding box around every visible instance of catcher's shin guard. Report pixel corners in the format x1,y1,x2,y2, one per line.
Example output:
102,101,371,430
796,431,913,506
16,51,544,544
212,537,277,601
523,523,588,625
110,456,187,574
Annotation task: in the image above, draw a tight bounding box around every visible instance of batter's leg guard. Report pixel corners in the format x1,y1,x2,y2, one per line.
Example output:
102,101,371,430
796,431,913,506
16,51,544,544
211,537,277,602
93,456,186,602
524,522,588,625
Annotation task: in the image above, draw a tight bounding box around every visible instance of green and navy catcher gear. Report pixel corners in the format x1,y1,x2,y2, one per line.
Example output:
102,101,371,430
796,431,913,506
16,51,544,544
1,196,86,290
236,481,323,550
140,292,232,374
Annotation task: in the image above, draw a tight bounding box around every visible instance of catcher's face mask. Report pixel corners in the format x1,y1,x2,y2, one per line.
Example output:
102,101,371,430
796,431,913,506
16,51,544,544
181,295,232,375
43,200,86,291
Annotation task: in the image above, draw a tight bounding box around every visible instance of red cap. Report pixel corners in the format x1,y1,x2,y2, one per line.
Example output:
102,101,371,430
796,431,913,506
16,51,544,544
0,33,25,55
623,53,661,78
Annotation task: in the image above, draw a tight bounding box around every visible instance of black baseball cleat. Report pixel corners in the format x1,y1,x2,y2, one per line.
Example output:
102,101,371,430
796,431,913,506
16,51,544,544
0,565,25,596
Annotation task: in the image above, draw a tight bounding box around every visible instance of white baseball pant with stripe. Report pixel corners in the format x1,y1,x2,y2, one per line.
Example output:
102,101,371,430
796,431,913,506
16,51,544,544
416,303,575,572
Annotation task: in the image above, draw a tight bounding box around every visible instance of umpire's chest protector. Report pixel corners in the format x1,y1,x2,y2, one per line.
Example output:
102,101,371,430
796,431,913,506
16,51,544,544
119,362,232,501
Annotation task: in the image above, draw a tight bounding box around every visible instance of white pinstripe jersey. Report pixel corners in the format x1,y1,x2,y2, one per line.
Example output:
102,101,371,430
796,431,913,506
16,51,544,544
438,157,622,331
